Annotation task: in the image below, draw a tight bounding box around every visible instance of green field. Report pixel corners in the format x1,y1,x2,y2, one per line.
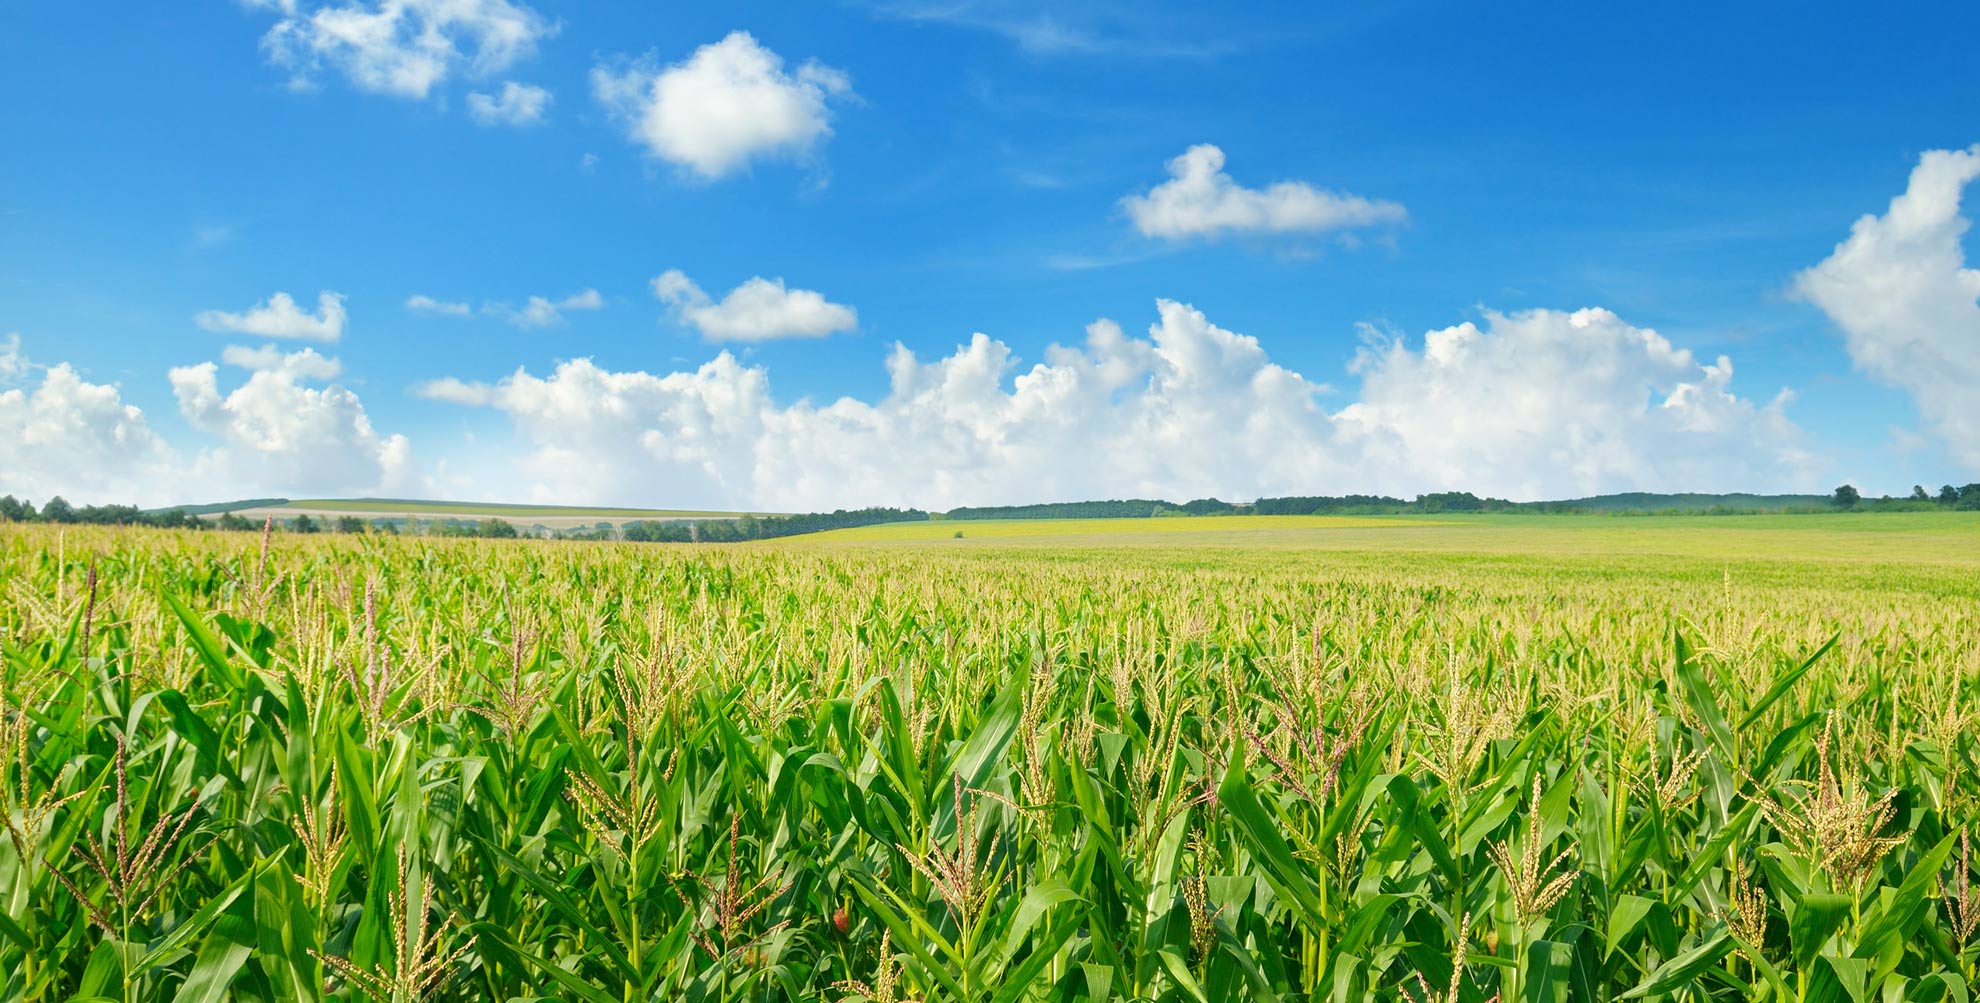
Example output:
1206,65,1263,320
819,513,1434,541
813,511,1980,572
0,514,1975,1001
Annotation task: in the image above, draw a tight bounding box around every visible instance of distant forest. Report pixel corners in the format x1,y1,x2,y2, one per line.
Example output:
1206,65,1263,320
941,485,1980,520
2,483,1976,542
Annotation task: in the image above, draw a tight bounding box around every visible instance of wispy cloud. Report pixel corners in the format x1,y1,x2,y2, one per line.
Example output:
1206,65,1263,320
861,1,1241,58
1041,246,1175,272
186,223,239,253
493,288,604,328
250,0,558,101
406,294,474,318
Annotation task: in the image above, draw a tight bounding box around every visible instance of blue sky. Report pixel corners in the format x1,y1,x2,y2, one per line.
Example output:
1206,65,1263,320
3,1,1978,509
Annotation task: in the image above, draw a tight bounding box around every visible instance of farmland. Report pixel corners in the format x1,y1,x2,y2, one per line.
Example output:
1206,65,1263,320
0,514,1975,1001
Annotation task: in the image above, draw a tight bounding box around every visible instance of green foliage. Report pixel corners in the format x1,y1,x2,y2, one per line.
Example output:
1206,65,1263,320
942,499,1171,520
617,507,926,544
0,524,1974,1002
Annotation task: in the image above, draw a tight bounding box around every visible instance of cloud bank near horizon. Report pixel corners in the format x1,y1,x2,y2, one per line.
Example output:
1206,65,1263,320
10,145,1980,511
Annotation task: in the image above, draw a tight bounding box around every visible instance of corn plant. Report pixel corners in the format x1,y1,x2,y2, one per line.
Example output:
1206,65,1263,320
0,522,1973,1002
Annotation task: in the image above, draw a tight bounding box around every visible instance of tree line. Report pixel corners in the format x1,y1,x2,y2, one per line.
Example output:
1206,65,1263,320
0,496,206,528
1832,483,1980,510
618,507,926,543
948,491,1605,519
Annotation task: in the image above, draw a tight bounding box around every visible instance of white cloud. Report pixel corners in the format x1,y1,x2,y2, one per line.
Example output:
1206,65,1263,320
0,333,26,384
406,294,474,317
496,288,604,328
1121,144,1407,241
591,32,853,178
220,343,343,381
170,359,420,498
1334,308,1810,500
652,269,858,341
0,336,423,504
188,224,239,253
0,340,179,506
862,2,1236,58
422,299,1809,510
1794,145,1980,470
196,290,347,342
412,376,493,405
467,80,551,126
255,0,556,100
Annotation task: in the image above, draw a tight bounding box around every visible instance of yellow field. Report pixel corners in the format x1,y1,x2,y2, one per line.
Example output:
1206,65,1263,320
807,513,1424,541
800,511,1980,567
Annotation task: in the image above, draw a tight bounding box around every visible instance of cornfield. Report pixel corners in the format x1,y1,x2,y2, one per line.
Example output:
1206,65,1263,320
0,523,1975,1002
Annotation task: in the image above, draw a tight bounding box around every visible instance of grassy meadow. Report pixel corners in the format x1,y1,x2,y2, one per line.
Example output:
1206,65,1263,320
0,513,1976,1001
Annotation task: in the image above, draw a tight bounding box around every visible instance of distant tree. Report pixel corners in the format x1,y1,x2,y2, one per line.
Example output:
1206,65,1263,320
477,518,518,539
1959,484,1980,511
290,514,319,534
371,520,399,535
0,495,33,522
151,509,198,529
77,504,141,525
1911,485,1930,501
622,520,693,543
1179,498,1237,515
1941,485,1960,505
40,497,76,523
1831,485,1860,509
697,519,744,543
216,513,255,532
1417,491,1486,513
335,515,366,534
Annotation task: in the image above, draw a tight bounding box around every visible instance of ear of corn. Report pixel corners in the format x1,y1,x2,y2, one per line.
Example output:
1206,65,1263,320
0,523,1975,1001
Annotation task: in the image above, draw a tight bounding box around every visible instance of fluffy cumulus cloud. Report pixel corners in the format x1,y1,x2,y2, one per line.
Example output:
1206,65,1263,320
0,339,179,505
652,270,857,341
1795,146,1980,469
591,32,853,178
1335,309,1808,499
170,353,419,498
422,299,1809,510
467,80,551,126
253,0,556,100
0,335,423,505
1122,145,1407,241
196,290,347,342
